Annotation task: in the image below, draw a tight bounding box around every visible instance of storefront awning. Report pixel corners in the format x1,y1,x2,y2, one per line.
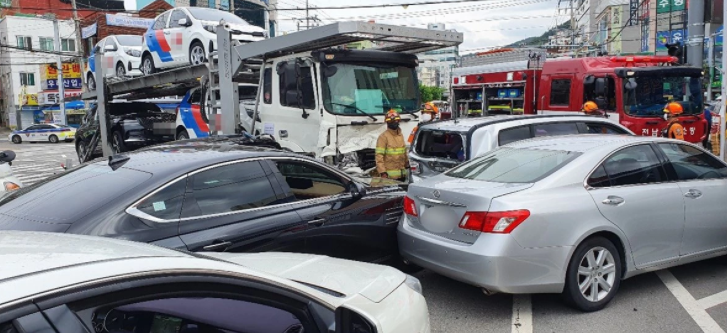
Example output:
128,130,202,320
41,101,86,111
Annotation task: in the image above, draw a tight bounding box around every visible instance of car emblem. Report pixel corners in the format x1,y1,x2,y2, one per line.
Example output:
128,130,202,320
432,190,441,198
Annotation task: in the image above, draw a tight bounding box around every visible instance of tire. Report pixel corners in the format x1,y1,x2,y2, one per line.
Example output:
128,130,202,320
112,131,127,153
11,135,21,144
116,63,126,77
176,130,189,140
49,135,59,144
189,41,206,65
76,142,85,163
563,236,622,312
141,54,156,75
87,74,96,91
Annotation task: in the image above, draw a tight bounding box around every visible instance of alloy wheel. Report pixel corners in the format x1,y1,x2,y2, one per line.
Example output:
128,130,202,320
112,135,121,153
117,65,126,77
577,246,617,302
142,58,153,75
190,45,205,65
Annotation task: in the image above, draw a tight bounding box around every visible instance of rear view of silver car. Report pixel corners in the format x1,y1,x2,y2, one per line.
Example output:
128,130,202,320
399,135,727,311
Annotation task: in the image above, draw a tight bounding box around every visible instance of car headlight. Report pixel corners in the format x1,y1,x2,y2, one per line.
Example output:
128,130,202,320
204,25,217,34
404,274,423,295
125,49,141,57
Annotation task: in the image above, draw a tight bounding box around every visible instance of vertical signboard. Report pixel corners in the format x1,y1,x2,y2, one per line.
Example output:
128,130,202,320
611,6,623,53
629,0,639,25
657,0,685,13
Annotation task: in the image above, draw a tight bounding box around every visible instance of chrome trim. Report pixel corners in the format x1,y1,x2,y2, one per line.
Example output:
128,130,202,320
416,196,466,207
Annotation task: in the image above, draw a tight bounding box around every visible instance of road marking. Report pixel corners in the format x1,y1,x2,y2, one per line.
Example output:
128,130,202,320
698,290,727,310
656,270,725,333
511,294,533,333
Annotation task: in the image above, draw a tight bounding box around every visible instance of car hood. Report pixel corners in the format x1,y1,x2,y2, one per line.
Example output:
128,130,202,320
203,252,406,303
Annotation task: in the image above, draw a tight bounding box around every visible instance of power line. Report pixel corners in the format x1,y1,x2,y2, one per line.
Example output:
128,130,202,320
0,44,81,58
273,0,551,11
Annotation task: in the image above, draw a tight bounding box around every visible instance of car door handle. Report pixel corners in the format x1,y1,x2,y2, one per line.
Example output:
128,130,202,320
601,196,624,205
202,241,232,251
684,189,702,199
307,219,325,227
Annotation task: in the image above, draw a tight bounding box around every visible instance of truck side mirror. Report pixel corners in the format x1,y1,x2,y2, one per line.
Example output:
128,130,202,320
625,78,637,90
324,65,338,77
594,78,606,96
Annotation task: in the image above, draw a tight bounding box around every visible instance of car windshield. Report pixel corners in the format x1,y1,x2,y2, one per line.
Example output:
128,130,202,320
116,35,142,46
322,63,419,115
446,147,580,183
623,75,703,116
187,8,250,25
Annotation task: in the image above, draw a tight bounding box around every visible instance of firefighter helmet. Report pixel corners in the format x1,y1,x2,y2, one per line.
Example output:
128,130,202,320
663,102,684,115
385,110,401,123
422,102,439,114
582,101,599,113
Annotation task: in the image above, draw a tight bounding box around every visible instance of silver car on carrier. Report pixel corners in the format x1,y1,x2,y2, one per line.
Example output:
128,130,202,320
399,135,727,311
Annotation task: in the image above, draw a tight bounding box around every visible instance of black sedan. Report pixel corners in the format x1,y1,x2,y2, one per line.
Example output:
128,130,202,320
0,141,405,264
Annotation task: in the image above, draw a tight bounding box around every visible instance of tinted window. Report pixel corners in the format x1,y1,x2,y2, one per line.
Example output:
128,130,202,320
658,143,727,180
446,148,580,183
498,126,531,146
186,161,277,216
584,122,629,134
587,164,611,188
533,122,579,137
602,145,665,186
168,9,189,28
263,68,272,104
136,179,187,220
0,322,18,333
275,161,346,200
550,79,571,106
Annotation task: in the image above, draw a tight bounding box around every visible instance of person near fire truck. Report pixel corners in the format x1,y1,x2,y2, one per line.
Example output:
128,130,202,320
376,110,409,181
421,102,439,123
662,102,685,141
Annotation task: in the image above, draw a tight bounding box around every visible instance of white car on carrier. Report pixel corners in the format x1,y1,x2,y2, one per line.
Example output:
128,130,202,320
140,7,266,74
86,35,143,91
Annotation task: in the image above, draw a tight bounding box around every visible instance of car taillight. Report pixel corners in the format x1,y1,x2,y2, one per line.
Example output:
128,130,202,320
459,210,530,233
403,196,418,217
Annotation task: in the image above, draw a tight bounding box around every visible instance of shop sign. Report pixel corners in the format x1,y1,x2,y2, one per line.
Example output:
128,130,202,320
38,91,83,105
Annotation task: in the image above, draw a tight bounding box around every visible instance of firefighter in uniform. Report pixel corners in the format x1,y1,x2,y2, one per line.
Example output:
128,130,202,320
376,110,409,181
421,102,439,123
662,102,685,141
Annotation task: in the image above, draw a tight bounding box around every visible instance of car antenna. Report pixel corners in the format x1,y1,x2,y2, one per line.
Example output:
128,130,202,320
108,154,130,171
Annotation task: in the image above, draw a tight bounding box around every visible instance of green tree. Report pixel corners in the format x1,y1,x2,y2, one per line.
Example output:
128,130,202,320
419,84,446,103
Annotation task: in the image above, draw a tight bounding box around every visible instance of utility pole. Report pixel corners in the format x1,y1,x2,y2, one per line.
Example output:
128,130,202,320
70,0,84,92
53,20,66,125
721,2,726,161
306,0,309,30
686,0,705,68
229,0,235,14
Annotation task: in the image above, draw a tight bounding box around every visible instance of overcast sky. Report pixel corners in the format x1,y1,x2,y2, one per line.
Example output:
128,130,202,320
275,0,566,54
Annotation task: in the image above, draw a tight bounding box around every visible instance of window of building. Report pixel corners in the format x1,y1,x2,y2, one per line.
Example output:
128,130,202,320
20,72,35,86
61,38,75,52
549,79,571,106
39,37,54,51
16,36,31,50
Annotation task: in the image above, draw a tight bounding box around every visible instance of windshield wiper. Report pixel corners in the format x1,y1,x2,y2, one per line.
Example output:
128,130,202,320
330,102,377,121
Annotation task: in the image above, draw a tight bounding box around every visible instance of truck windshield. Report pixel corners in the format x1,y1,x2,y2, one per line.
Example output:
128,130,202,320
623,76,703,116
322,64,418,115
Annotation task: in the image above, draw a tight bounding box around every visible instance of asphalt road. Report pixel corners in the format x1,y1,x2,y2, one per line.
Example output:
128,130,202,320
3,141,727,333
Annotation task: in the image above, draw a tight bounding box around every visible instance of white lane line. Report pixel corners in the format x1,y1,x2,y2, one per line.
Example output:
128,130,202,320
656,270,725,333
511,294,533,333
698,290,727,310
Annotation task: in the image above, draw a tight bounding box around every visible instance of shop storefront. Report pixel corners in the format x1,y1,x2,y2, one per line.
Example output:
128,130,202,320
35,101,87,128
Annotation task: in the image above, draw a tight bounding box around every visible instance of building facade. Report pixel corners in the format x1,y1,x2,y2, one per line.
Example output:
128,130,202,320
416,23,459,95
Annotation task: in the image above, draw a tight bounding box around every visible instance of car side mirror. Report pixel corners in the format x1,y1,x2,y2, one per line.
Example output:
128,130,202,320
104,44,117,52
0,150,16,163
349,182,366,199
335,307,376,333
178,18,190,27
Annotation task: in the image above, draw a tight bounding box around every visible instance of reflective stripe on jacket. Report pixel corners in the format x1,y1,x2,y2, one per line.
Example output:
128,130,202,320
375,128,409,177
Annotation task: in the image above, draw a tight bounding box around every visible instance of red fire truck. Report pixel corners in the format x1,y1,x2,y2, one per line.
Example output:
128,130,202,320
452,51,707,143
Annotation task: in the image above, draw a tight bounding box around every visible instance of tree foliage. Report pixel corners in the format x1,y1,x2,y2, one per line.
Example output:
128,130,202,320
419,84,446,103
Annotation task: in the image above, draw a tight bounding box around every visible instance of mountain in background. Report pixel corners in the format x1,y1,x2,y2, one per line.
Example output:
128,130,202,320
506,21,572,48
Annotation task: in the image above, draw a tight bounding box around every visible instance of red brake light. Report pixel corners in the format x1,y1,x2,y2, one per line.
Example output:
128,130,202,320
403,196,418,217
453,77,459,84
459,210,530,233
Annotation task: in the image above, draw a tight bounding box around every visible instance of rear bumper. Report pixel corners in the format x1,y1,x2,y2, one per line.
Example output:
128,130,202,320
398,215,570,294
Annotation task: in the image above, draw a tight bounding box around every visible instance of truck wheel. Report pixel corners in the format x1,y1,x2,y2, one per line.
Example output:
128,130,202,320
11,135,21,144
177,130,189,140
563,236,622,312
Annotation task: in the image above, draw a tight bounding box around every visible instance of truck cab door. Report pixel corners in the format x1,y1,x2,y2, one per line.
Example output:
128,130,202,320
258,59,322,153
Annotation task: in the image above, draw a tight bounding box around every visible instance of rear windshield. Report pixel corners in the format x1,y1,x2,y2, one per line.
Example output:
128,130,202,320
415,129,466,161
446,147,580,183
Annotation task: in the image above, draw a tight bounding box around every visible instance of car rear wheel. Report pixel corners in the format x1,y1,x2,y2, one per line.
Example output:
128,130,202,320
189,42,206,65
116,63,126,77
112,131,127,153
11,135,21,144
76,142,85,163
87,74,96,91
141,54,155,75
177,130,189,140
48,135,59,144
563,236,622,312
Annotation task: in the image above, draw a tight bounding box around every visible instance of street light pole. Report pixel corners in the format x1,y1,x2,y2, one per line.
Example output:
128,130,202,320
53,20,66,125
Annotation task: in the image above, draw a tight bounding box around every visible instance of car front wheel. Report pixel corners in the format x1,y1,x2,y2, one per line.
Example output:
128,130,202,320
141,55,155,75
11,135,21,144
563,236,622,312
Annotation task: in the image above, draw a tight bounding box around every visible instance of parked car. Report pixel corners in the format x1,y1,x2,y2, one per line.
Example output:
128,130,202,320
176,84,258,140
141,7,265,75
0,151,21,194
399,135,727,311
1,141,406,265
9,123,76,144
86,35,143,90
409,115,634,181
0,231,428,333
75,101,176,161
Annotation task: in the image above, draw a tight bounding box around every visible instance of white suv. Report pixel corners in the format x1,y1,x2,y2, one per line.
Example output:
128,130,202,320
140,7,265,74
86,35,143,90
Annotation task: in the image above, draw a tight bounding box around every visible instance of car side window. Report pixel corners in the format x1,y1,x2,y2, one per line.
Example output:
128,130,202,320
153,12,170,30
189,89,202,104
533,122,579,137
657,143,727,180
274,161,347,200
498,125,531,146
168,9,188,28
599,144,665,187
583,122,629,134
25,125,38,131
135,179,187,220
182,161,278,217
587,165,611,188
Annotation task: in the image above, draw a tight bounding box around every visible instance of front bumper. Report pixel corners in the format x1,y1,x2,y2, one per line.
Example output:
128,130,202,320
128,59,142,76
398,215,570,294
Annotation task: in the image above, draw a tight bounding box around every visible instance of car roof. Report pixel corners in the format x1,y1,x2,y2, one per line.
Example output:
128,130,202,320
506,134,677,153
419,115,617,133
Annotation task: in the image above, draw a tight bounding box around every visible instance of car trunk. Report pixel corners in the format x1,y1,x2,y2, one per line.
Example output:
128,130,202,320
412,129,467,174
406,176,532,244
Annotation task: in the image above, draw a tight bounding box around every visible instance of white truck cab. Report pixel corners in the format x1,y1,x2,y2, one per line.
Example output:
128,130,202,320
252,49,421,173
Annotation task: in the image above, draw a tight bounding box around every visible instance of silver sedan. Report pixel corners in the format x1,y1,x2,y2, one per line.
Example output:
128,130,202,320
398,134,727,311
